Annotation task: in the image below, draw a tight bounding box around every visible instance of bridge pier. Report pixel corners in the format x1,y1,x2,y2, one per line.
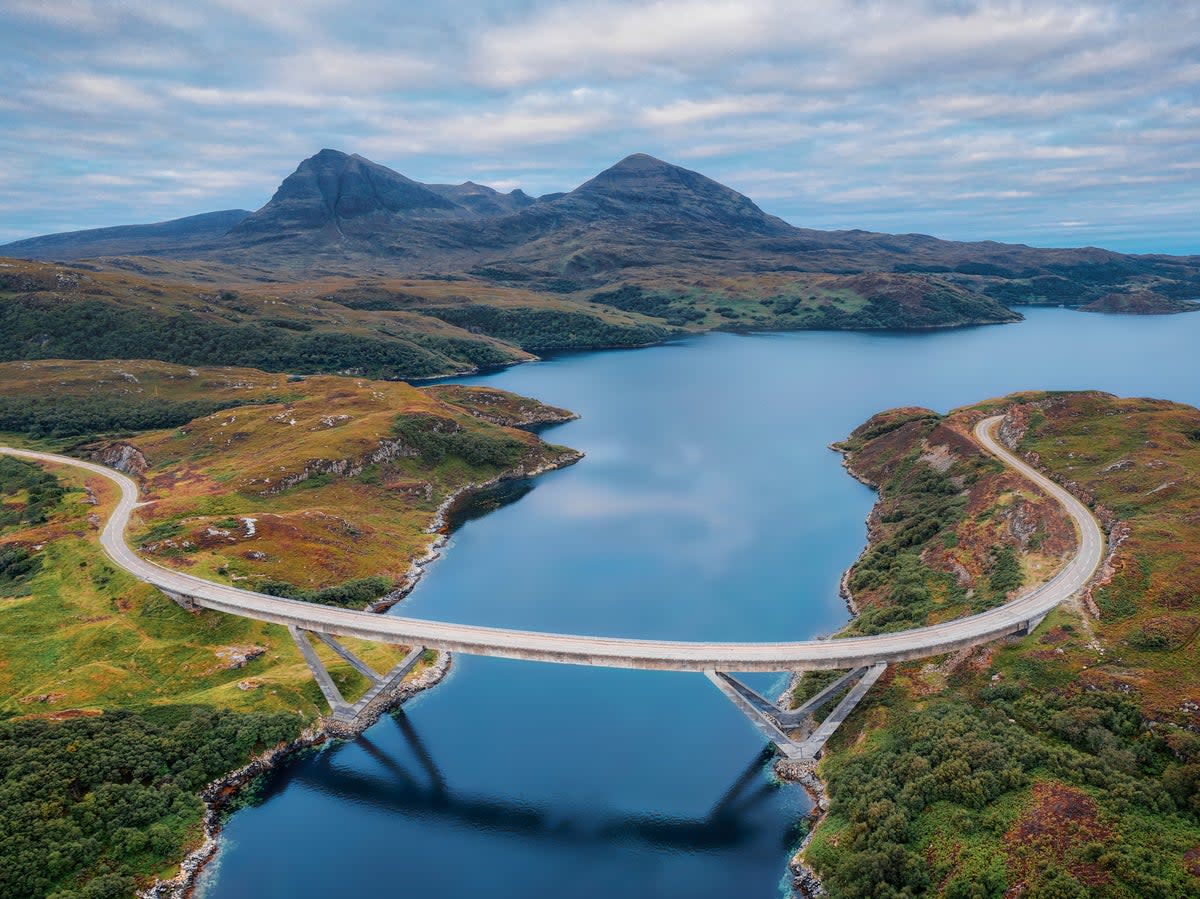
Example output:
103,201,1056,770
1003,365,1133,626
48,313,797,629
706,663,887,760
289,626,426,724
1017,611,1049,636
162,590,200,611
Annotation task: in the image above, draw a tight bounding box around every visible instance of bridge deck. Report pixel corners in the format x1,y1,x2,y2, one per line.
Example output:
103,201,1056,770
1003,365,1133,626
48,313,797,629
0,416,1104,672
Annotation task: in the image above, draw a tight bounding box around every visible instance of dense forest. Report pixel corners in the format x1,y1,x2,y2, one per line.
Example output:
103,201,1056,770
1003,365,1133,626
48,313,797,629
414,304,671,352
0,299,514,380
0,707,301,899
811,686,1200,898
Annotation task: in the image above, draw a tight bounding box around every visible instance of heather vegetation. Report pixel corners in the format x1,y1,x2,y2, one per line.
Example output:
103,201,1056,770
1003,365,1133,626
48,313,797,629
835,411,1033,637
102,370,577,598
802,393,1200,897
809,687,1199,898
0,490,411,897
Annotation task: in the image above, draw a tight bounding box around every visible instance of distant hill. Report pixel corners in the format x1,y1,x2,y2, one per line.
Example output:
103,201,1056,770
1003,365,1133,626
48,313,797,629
0,209,250,261
1079,290,1199,315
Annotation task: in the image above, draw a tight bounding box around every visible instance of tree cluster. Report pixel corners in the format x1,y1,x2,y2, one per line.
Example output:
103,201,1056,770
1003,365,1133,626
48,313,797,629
390,412,527,469
0,455,64,528
258,575,392,609
816,688,1198,898
0,707,300,899
0,299,512,380
418,304,669,352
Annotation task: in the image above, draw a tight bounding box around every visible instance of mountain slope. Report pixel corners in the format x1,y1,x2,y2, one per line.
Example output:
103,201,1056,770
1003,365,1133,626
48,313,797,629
229,149,466,247
424,181,537,216
0,209,250,261
552,152,791,234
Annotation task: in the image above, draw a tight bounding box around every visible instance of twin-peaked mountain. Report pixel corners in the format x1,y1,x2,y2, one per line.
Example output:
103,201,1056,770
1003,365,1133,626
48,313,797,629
3,149,1199,324
222,149,795,269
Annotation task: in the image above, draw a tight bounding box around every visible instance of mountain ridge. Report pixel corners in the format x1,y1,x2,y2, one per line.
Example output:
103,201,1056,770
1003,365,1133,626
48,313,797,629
0,209,251,260
2,149,1197,324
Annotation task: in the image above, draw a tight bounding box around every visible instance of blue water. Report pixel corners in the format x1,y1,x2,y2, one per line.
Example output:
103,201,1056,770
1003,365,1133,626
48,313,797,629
197,308,1200,898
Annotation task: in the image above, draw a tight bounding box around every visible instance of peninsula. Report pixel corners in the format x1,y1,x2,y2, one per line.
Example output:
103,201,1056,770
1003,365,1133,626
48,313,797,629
794,392,1200,897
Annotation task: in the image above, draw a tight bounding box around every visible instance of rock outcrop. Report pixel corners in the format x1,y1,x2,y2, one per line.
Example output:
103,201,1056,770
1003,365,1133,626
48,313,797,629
93,441,148,475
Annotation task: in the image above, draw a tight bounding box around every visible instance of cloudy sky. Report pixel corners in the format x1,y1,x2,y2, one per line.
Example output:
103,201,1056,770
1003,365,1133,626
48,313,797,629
1,0,1197,252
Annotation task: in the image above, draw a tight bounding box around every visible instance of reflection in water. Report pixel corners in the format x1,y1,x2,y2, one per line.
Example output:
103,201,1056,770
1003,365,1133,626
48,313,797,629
293,713,790,854
445,478,536,533
203,312,1200,899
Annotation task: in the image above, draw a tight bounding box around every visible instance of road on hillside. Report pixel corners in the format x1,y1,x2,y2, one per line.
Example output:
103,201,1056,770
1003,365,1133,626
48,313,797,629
0,415,1103,672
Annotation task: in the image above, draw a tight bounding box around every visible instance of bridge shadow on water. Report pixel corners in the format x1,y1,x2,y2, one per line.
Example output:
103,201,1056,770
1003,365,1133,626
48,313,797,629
269,711,795,854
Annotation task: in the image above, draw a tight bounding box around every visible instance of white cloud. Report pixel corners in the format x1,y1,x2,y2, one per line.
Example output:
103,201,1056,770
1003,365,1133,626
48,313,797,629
0,1,1196,254
471,0,794,86
272,47,436,92
6,0,205,33
167,85,331,109
33,73,161,113
638,95,785,127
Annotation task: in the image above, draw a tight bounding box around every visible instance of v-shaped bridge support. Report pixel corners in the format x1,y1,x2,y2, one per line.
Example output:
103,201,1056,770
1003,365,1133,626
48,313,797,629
705,663,887,760
289,626,426,723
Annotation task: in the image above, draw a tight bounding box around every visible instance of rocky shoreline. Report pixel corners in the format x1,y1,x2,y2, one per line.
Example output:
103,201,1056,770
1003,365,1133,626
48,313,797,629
368,447,582,613
771,442,880,898
136,446,582,898
139,652,452,899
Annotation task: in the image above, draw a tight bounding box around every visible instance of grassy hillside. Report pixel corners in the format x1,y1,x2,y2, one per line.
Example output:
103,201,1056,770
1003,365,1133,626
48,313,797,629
0,259,673,379
0,359,293,439
0,256,1027,385
798,392,1200,898
0,361,580,897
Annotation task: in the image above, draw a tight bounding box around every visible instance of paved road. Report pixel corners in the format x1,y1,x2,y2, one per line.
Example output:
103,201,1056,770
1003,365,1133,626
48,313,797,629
0,415,1103,672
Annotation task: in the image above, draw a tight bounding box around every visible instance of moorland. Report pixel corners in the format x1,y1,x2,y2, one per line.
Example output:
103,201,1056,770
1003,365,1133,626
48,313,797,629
795,392,1200,898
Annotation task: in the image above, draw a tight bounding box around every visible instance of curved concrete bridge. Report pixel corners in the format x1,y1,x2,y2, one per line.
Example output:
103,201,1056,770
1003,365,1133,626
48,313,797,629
1,416,1103,758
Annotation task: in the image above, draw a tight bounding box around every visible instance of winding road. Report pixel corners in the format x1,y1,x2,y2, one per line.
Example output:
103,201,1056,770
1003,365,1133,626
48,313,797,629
0,415,1104,672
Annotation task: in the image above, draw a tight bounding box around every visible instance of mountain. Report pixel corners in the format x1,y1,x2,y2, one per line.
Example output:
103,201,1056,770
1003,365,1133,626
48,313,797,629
424,181,537,216
212,150,796,270
548,152,790,234
228,149,465,247
0,209,250,261
2,150,1197,342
